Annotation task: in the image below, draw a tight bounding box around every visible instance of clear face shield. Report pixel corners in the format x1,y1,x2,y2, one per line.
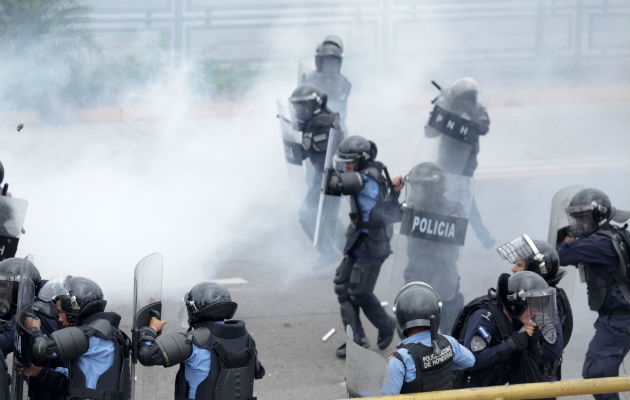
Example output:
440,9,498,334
317,55,342,74
497,234,547,274
333,153,356,172
289,100,315,131
565,205,598,237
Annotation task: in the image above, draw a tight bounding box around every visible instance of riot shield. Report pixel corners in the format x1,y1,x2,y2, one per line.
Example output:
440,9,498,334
277,99,304,166
312,126,342,249
12,277,35,400
390,168,473,334
0,274,17,323
0,196,27,261
298,62,350,127
131,253,163,400
421,95,479,175
345,325,389,398
547,185,585,246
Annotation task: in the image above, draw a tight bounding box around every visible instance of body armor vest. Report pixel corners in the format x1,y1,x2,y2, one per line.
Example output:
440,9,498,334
174,320,258,400
0,353,8,400
452,296,514,388
555,287,573,348
68,313,131,400
394,335,454,393
345,161,397,257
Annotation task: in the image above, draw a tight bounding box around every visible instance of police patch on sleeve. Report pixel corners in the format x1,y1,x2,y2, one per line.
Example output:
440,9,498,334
470,335,487,352
542,324,557,344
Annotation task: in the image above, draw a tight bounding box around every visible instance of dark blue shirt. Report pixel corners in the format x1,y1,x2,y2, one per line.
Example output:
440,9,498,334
557,233,629,311
463,308,513,371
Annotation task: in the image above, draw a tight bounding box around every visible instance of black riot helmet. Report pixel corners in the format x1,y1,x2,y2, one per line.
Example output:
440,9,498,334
405,162,446,207
497,235,561,284
393,281,442,336
497,271,552,320
315,35,343,74
565,188,613,237
0,257,41,316
335,135,375,170
57,276,107,325
289,84,326,131
184,282,238,324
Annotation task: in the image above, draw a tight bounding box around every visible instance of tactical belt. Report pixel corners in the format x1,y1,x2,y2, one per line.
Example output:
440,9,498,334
70,386,125,400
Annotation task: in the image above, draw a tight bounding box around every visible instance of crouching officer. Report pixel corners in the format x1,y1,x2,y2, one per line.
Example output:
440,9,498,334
453,271,558,387
381,282,474,395
498,235,570,385
325,135,404,358
29,276,131,400
137,282,265,400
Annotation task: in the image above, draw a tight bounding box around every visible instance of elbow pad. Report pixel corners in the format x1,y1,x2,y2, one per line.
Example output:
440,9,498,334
325,170,364,196
155,333,192,367
50,327,89,362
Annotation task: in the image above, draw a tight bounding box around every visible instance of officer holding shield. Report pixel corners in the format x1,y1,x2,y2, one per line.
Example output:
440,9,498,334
136,282,265,400
299,35,351,131
29,276,131,400
424,77,494,248
324,135,404,358
555,188,630,400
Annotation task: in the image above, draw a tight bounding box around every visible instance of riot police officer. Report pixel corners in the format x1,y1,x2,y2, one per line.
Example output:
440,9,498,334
380,282,474,395
299,35,351,130
325,135,404,358
425,77,494,248
401,162,467,334
137,281,264,400
29,276,131,400
498,235,572,383
556,188,630,400
289,84,345,267
453,271,559,387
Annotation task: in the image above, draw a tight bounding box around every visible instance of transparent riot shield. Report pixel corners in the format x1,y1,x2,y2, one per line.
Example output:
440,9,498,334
0,196,27,261
390,169,473,334
277,99,304,166
132,253,163,400
298,62,350,126
345,325,389,398
0,274,17,323
420,95,479,175
547,185,585,246
312,126,343,250
12,276,35,400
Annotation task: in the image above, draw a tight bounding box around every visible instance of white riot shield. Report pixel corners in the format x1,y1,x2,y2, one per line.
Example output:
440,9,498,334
12,276,35,400
0,196,27,261
547,185,585,246
131,253,163,400
421,95,479,175
277,99,304,166
345,325,389,398
390,169,473,333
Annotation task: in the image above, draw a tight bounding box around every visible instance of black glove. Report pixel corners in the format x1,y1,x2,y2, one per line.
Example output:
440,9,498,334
507,331,529,351
527,326,541,353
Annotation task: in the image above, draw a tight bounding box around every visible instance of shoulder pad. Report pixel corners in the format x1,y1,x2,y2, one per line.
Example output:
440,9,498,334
191,327,211,348
85,318,113,339
155,332,193,367
51,327,89,361
360,163,383,182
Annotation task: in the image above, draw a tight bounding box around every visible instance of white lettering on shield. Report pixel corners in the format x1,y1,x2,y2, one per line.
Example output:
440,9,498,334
411,216,456,238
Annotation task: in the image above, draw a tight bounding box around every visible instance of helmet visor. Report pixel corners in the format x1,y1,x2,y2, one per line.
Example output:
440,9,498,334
497,234,536,264
524,287,558,328
290,101,316,129
566,211,596,237
318,55,341,73
38,276,68,302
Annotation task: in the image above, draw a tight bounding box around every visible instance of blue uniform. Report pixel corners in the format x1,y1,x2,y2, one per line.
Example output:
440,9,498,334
184,344,211,399
77,336,115,389
558,233,630,400
381,331,474,395
357,174,380,233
